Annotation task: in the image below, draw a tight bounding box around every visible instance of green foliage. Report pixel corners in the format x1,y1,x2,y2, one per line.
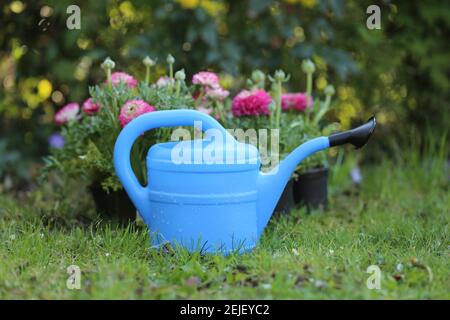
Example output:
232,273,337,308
0,139,30,191
332,1,449,143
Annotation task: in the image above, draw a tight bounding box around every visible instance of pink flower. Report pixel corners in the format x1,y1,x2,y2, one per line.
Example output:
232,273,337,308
231,89,272,117
82,98,101,115
54,102,80,125
155,76,175,88
118,99,156,127
192,71,219,87
281,93,313,112
197,106,212,115
205,86,230,101
110,72,138,88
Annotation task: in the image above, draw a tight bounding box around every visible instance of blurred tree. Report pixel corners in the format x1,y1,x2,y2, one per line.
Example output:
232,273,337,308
331,0,449,154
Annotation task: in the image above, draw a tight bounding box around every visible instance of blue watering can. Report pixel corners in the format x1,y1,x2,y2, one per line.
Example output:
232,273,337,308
114,110,376,254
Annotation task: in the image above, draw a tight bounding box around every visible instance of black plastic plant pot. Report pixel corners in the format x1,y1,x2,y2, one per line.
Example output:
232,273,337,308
89,183,136,224
293,167,328,210
274,179,295,215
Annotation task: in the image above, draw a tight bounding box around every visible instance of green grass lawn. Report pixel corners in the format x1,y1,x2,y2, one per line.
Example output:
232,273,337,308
0,149,448,299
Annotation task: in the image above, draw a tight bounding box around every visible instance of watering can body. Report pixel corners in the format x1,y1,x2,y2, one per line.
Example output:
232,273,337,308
144,139,260,253
114,110,376,254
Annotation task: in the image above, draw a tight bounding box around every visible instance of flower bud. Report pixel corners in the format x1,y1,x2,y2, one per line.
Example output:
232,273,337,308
274,69,286,82
166,54,175,65
251,70,265,83
175,69,186,81
301,59,316,74
143,56,155,67
324,84,335,96
101,57,115,70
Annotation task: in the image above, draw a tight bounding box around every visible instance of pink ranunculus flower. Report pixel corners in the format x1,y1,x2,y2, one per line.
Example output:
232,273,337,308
54,102,80,125
205,86,230,101
155,76,175,88
118,99,156,127
192,71,219,87
110,72,138,88
82,98,101,115
197,106,213,115
231,89,272,117
281,92,313,112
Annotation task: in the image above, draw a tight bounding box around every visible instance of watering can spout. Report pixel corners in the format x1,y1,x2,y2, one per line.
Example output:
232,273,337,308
256,117,376,237
329,116,376,149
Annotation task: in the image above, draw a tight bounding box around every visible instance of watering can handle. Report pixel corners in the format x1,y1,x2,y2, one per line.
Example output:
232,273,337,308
114,109,233,210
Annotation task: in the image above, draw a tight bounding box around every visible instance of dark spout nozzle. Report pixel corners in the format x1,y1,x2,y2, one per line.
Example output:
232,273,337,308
329,116,376,149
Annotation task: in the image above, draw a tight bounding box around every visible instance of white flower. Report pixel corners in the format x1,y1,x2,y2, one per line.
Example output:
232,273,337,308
262,283,272,289
155,76,175,88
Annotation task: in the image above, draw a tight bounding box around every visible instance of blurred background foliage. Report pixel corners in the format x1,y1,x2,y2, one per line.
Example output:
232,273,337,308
0,0,448,189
